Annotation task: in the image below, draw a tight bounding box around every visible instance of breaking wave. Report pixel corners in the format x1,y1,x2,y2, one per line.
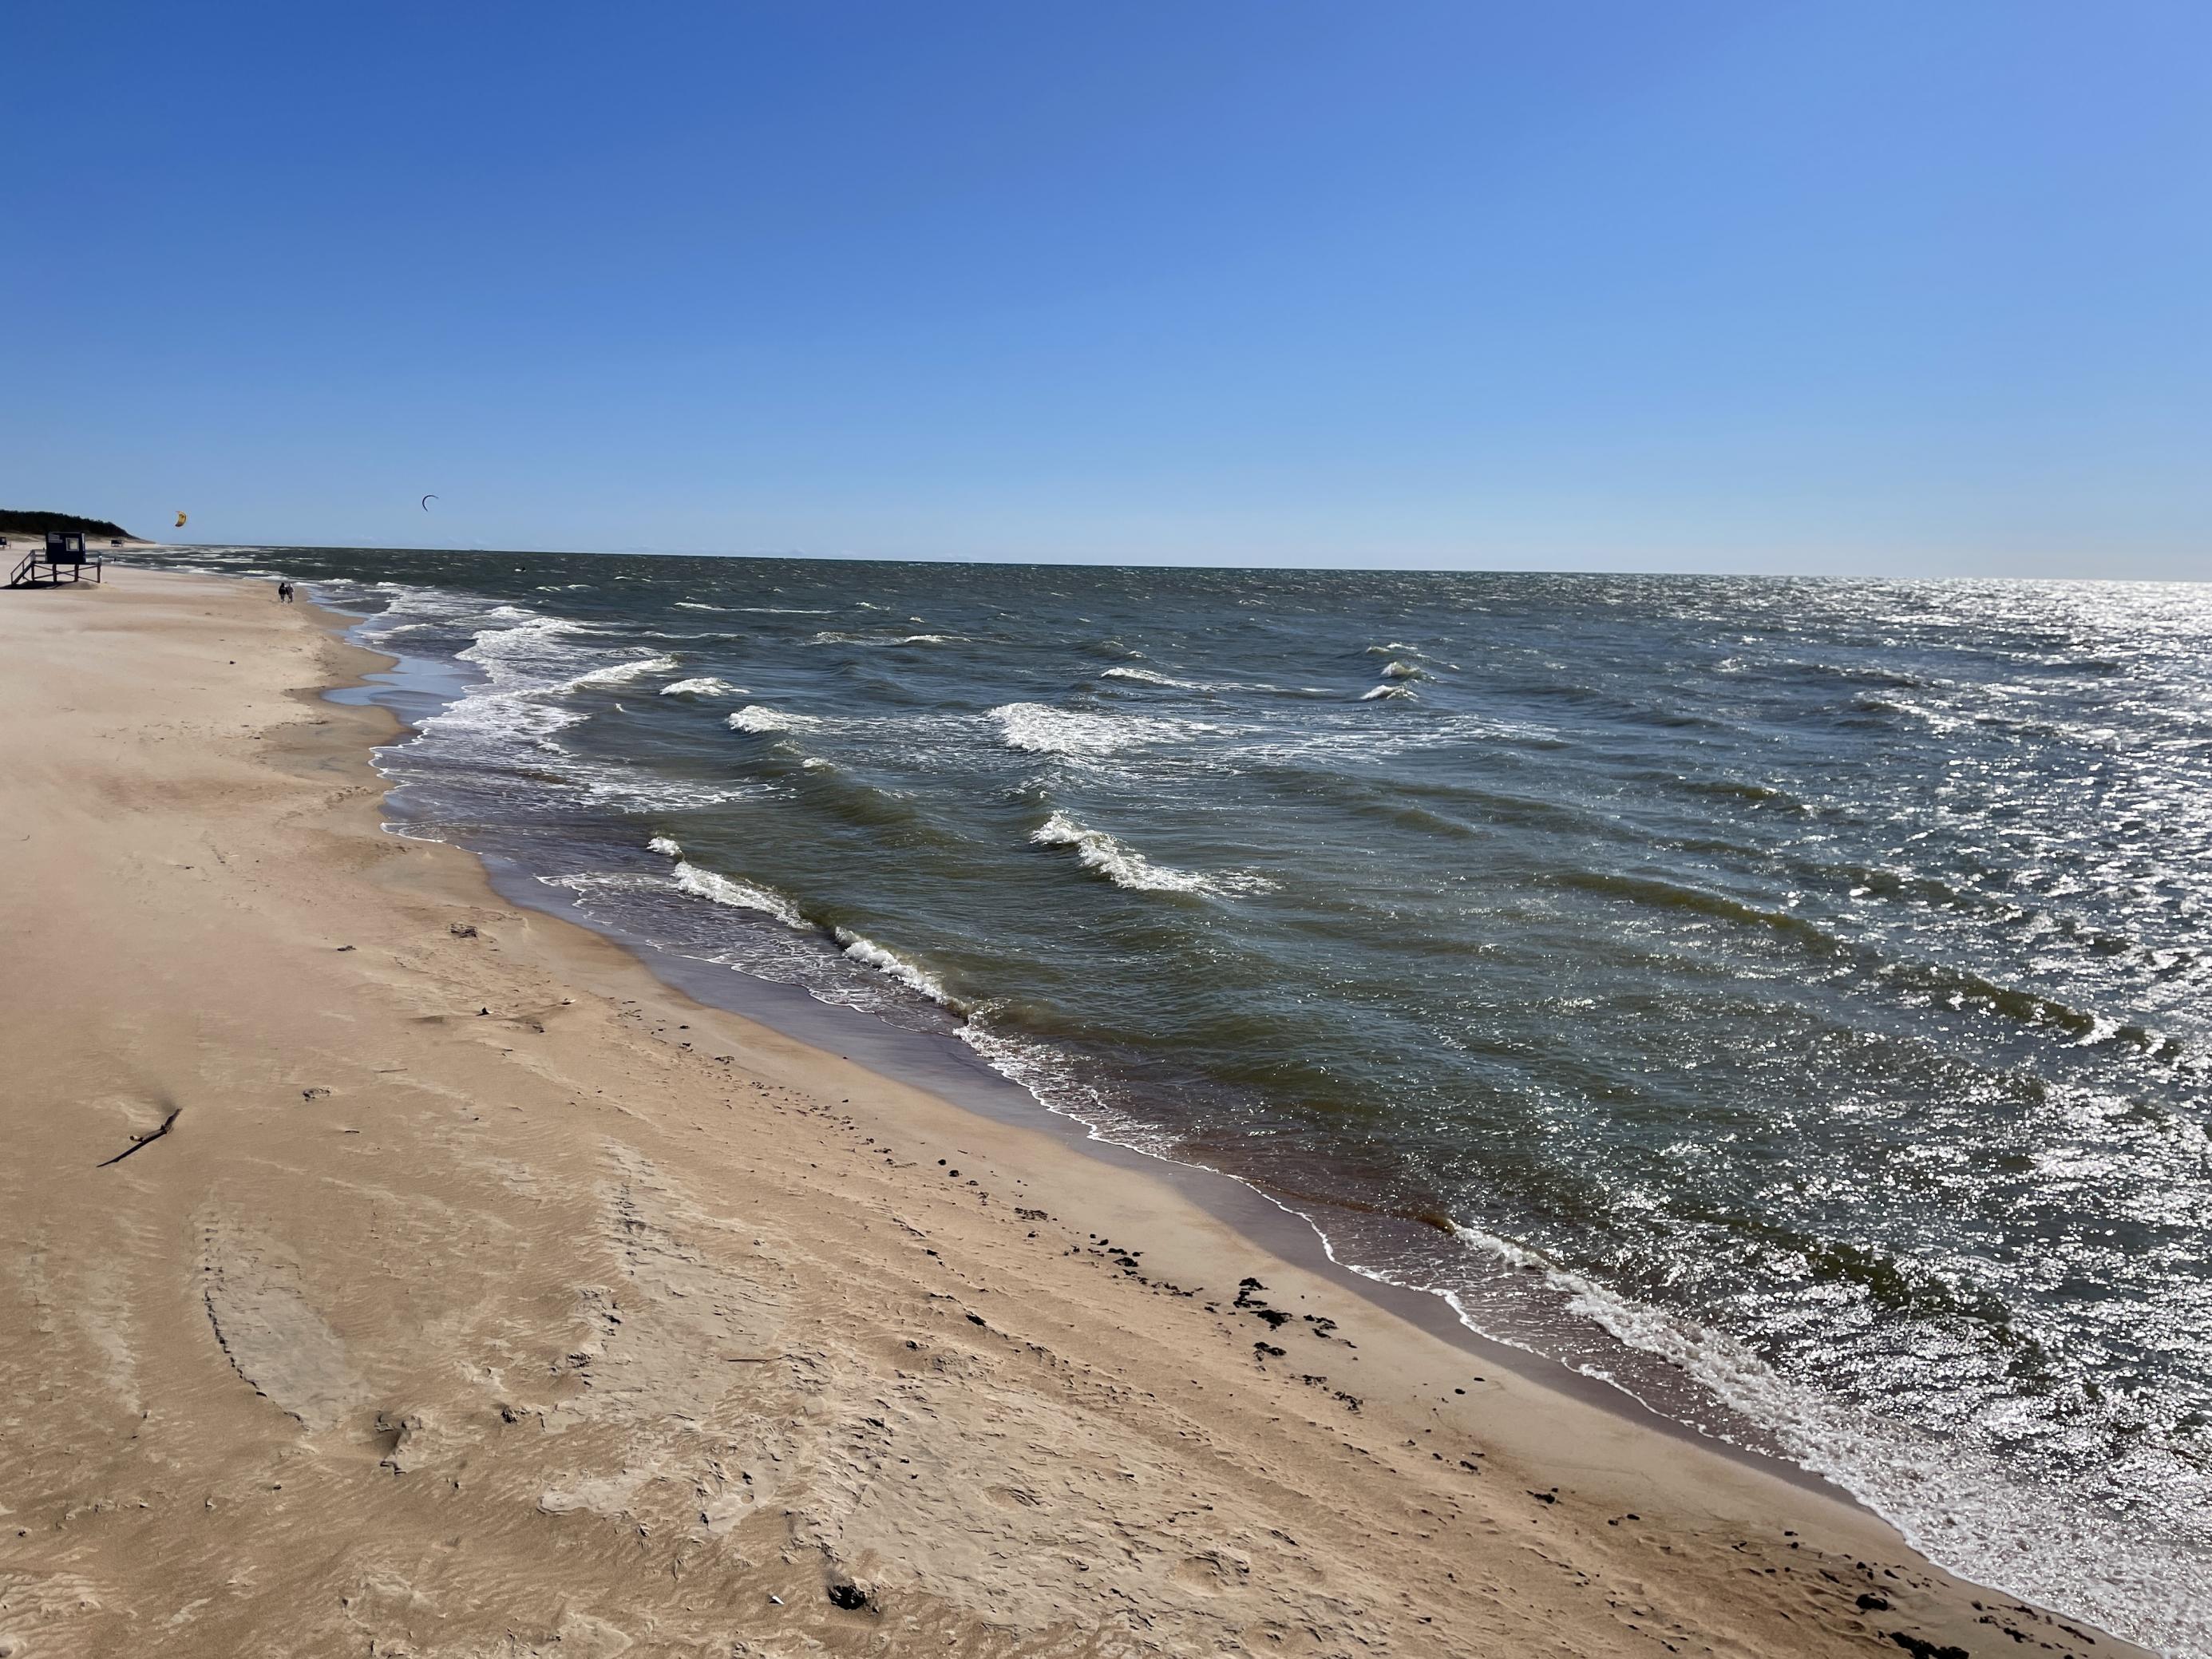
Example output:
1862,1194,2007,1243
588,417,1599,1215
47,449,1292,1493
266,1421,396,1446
990,702,1194,758
560,653,680,691
1031,811,1272,896
728,705,824,734
832,927,961,1010
808,631,959,647
659,676,744,697
668,859,808,929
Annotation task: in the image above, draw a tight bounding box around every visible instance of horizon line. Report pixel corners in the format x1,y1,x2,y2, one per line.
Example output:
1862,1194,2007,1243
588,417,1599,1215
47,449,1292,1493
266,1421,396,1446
144,540,2212,587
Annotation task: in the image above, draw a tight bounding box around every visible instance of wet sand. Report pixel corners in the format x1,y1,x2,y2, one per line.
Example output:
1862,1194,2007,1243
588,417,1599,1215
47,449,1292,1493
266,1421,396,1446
0,569,2140,1657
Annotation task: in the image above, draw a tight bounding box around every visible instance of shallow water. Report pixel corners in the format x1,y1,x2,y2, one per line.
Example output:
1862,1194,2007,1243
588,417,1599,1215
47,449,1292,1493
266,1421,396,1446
152,548,2212,1652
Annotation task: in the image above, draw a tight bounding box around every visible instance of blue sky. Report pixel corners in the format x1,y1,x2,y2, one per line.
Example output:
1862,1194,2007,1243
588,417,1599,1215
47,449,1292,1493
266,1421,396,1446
7,2,2208,575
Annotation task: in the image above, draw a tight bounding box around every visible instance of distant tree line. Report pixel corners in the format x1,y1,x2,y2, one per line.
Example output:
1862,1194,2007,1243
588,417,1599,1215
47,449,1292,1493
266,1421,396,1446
0,509,137,540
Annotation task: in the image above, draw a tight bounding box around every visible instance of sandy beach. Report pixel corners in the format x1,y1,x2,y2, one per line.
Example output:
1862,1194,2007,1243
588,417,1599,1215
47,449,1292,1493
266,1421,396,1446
0,569,2139,1658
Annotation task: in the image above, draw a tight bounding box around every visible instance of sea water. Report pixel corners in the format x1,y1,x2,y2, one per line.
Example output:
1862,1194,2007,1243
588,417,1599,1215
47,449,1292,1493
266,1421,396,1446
150,548,2212,1653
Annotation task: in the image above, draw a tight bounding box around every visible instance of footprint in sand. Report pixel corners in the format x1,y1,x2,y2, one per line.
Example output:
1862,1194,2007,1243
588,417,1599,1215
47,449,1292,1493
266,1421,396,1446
198,1218,367,1434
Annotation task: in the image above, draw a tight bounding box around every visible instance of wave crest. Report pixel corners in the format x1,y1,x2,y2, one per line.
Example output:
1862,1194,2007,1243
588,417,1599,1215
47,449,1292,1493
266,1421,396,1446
660,676,744,698
728,705,823,734
809,631,957,647
669,860,808,929
561,653,680,691
990,702,1193,757
832,927,961,1010
1102,666,1201,688
1031,811,1272,896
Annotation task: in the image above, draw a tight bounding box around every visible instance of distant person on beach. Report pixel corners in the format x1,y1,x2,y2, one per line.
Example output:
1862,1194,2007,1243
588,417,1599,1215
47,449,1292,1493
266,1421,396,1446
277,580,294,604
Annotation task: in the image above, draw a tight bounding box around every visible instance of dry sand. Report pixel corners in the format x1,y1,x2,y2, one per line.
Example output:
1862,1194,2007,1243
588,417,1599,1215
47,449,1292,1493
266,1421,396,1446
0,571,2139,1658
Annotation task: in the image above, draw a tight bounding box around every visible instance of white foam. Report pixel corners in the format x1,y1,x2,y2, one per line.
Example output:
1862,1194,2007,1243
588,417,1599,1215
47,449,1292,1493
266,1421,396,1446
1102,665,1328,698
832,927,961,1010
670,861,808,929
1031,811,1272,896
566,768,758,811
675,600,727,611
659,676,744,698
1360,684,1417,702
1102,666,1204,688
957,1024,1180,1155
989,702,1196,758
727,704,824,734
416,609,605,750
1380,659,1427,680
647,835,683,857
808,630,958,647
560,652,679,691
1418,1221,2210,1657
538,871,666,896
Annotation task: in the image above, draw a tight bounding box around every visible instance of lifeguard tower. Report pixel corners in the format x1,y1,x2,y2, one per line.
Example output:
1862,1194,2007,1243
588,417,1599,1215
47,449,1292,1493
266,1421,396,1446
7,532,105,588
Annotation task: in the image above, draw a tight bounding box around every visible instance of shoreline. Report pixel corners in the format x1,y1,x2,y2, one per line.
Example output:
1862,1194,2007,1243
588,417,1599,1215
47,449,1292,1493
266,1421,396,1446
300,573,1873,1499
472,833,1842,1491
0,568,2156,1657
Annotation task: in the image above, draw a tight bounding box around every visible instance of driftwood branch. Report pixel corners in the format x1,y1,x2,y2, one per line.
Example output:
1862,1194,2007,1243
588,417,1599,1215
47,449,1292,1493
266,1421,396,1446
97,1107,180,1168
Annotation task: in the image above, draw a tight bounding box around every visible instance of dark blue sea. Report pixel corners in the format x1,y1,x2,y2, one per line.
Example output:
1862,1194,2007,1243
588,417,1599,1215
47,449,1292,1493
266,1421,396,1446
148,547,2212,1652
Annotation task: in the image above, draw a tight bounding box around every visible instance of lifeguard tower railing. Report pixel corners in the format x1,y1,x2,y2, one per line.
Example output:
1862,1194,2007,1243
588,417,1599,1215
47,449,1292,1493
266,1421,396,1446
6,532,105,588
